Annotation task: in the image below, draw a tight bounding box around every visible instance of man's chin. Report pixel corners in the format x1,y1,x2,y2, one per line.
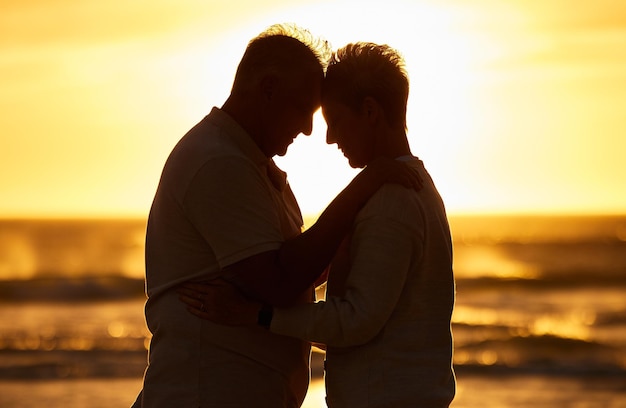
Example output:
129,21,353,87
276,145,290,156
270,143,289,157
278,139,297,156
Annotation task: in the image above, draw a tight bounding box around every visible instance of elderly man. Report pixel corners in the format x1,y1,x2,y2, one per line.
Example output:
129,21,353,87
133,25,421,408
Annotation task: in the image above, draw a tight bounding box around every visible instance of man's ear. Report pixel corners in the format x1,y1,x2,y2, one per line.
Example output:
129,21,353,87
260,75,278,101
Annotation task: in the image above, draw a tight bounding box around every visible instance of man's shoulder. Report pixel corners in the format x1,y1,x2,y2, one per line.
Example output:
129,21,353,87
166,122,253,176
174,117,240,157
172,110,265,172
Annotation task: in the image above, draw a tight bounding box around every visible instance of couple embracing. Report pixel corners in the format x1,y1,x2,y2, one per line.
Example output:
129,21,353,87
132,23,455,408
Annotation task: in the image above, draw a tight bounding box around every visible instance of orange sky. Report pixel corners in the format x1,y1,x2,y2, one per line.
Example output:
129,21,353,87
1,0,625,217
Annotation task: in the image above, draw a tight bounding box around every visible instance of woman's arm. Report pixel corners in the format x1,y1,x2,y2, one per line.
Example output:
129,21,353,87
221,158,422,307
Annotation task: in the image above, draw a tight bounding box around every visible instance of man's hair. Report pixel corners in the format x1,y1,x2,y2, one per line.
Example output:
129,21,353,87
231,23,331,95
324,43,409,130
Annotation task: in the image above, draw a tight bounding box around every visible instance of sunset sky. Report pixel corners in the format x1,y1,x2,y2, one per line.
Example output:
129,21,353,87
1,0,625,218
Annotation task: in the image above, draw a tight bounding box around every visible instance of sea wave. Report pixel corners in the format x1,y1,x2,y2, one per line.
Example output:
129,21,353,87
1,334,623,380
453,331,626,376
0,349,148,379
1,272,623,303
1,216,625,383
0,277,145,302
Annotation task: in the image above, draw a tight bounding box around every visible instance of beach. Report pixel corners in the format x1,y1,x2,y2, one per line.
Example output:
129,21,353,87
0,215,625,407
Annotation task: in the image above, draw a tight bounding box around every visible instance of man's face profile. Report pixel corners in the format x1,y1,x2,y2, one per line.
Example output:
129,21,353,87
263,72,321,157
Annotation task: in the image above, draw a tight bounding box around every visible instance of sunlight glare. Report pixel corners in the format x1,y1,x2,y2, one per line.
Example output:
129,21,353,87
265,1,491,215
3,0,624,217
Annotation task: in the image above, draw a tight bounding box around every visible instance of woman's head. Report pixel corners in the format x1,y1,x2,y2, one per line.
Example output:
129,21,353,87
323,42,409,131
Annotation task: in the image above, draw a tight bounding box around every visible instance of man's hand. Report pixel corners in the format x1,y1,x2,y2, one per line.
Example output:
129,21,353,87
177,279,261,326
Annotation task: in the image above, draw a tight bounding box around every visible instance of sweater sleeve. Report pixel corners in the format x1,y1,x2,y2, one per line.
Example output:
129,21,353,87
271,186,423,347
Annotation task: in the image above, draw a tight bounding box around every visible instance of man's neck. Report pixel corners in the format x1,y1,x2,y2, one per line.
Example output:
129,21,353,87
221,95,270,158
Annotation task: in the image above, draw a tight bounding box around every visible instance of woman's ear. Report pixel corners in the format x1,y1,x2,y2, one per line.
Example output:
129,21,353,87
362,96,381,125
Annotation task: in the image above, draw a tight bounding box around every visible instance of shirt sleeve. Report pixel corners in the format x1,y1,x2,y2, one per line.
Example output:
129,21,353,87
271,188,423,346
183,155,284,268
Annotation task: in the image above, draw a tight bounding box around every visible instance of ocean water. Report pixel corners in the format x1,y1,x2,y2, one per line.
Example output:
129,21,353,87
0,215,625,407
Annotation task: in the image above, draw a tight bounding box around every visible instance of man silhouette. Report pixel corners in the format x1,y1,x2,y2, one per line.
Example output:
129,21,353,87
133,26,422,408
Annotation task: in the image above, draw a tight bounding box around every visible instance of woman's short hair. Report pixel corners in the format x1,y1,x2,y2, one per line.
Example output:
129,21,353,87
324,43,409,130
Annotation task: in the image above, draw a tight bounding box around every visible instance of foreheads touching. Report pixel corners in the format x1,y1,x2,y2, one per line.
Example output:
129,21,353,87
231,23,331,97
322,43,409,131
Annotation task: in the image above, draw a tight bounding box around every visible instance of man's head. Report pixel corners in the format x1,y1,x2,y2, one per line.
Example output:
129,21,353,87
322,43,409,168
228,24,331,157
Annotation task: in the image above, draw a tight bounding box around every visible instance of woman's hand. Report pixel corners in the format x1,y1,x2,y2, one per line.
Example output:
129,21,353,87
364,157,424,191
177,279,261,326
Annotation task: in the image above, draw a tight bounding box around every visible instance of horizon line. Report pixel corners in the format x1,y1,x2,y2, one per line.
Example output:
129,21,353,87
1,210,625,221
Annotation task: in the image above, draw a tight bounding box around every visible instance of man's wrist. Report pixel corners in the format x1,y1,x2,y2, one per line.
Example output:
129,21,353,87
257,304,274,329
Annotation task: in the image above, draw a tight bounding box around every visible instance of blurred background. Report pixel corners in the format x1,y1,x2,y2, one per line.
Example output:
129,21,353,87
1,0,625,407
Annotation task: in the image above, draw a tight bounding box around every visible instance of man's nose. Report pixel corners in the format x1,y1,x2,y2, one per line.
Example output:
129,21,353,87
301,117,314,136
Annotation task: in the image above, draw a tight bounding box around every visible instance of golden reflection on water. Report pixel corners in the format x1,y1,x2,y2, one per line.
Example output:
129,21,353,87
0,301,150,352
107,321,128,338
454,246,539,279
530,311,595,340
453,305,594,341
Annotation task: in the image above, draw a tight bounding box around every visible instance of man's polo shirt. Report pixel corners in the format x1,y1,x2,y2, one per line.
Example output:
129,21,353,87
139,108,311,407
